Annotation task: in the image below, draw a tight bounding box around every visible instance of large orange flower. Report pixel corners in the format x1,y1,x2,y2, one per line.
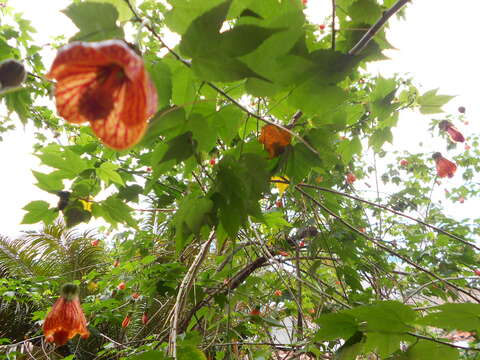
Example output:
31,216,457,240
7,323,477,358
43,283,90,346
432,152,457,178
258,124,292,158
47,40,158,150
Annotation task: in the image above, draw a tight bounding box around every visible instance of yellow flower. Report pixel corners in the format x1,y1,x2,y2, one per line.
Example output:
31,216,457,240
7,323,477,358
271,176,289,195
79,197,93,212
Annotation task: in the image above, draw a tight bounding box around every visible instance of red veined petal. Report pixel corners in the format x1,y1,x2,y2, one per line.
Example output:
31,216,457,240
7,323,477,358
446,126,465,143
118,74,157,127
48,41,144,82
436,157,457,178
89,83,148,150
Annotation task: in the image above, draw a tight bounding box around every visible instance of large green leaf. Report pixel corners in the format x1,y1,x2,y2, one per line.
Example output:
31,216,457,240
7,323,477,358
96,162,124,186
417,88,454,114
417,303,480,331
21,201,57,225
404,340,458,360
63,2,124,41
314,313,358,341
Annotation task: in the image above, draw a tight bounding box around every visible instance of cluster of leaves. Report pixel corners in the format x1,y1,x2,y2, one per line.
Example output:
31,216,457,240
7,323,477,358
1,0,480,359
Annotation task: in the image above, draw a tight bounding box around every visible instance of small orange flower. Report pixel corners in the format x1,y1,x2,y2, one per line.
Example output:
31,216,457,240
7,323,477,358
274,290,282,296
47,40,157,150
439,120,465,143
433,152,457,178
117,282,126,290
43,284,89,346
131,292,140,299
346,172,356,184
258,124,292,158
121,315,130,328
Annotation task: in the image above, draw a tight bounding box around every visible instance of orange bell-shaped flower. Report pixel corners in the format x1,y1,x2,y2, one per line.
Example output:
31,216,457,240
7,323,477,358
439,120,465,143
47,40,158,150
43,283,89,346
432,152,457,178
258,124,292,158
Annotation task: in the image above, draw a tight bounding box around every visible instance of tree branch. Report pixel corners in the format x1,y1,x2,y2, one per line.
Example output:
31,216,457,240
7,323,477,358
295,186,480,303
348,0,410,55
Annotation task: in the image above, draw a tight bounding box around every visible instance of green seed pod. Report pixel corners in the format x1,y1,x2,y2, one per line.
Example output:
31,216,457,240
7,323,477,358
0,59,26,89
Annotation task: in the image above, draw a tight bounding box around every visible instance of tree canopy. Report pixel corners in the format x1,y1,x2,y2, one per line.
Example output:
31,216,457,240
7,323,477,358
0,0,479,359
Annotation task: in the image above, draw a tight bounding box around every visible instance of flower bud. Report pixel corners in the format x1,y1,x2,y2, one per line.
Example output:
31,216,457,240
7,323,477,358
0,59,26,89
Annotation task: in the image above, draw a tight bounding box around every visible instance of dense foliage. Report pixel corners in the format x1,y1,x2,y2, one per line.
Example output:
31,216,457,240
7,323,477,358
1,0,479,359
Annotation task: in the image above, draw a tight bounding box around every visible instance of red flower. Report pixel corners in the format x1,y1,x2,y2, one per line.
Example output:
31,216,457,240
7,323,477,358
209,158,216,166
142,313,149,325
439,120,465,143
90,239,99,246
117,282,126,290
399,159,408,167
43,284,89,346
433,152,457,178
131,292,140,300
121,315,130,328
346,172,356,184
47,40,157,150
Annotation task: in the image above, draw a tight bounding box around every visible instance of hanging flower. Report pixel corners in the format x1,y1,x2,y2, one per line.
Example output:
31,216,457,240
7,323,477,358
121,315,131,328
439,120,465,143
47,40,158,150
258,124,292,158
346,172,356,184
432,152,457,178
142,313,149,325
43,283,90,346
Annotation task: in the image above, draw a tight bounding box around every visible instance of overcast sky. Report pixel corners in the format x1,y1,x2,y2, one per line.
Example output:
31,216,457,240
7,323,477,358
2,0,479,237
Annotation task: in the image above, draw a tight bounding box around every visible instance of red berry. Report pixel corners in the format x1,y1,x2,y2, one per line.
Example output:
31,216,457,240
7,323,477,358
278,251,289,257
121,315,130,328
458,106,466,114
474,269,480,276
146,167,152,172
359,227,366,233
319,24,326,30
399,159,408,167
275,200,283,208
459,197,465,204
274,290,282,296
142,313,149,325
117,282,126,291
209,158,216,166
131,292,140,299
299,241,305,247
91,239,100,246
346,173,356,184
113,259,120,267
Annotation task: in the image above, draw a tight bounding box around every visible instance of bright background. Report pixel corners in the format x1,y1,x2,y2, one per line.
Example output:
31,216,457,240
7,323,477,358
2,0,478,237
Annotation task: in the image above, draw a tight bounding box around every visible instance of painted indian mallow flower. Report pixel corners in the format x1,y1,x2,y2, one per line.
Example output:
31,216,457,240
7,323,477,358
432,152,457,178
47,40,158,150
43,283,90,346
439,120,465,143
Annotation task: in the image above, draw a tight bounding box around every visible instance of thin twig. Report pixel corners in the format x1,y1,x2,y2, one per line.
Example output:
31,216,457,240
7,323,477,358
331,0,336,50
407,332,480,352
292,182,480,252
348,0,410,55
295,186,480,303
168,230,215,358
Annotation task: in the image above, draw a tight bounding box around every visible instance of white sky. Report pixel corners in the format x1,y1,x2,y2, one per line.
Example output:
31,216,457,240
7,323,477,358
2,0,479,237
